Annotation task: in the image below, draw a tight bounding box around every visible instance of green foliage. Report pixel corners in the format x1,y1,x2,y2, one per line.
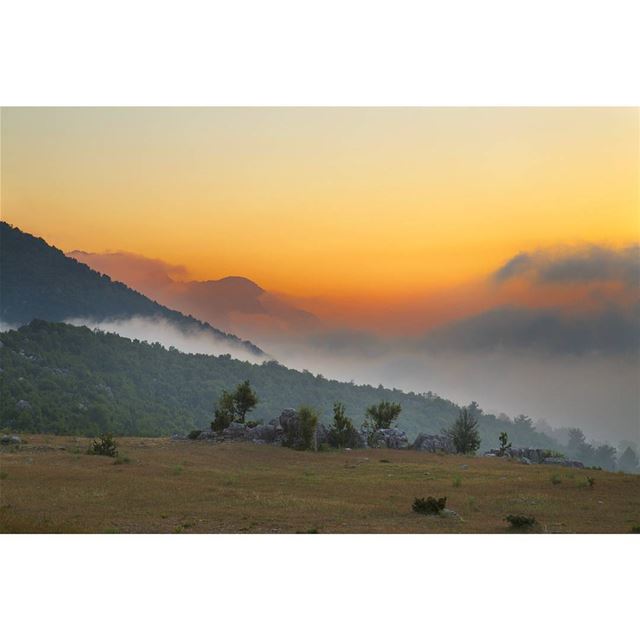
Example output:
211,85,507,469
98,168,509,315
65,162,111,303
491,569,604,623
566,428,617,470
452,475,462,488
630,525,640,533
586,476,595,488
88,434,118,458
412,496,447,515
233,380,258,423
299,406,319,451
0,320,565,450
113,455,130,465
550,474,562,485
282,406,318,451
211,390,236,432
618,446,639,473
211,381,258,430
446,408,481,454
498,431,511,456
505,514,536,529
0,221,260,354
365,401,401,430
328,402,359,448
188,430,202,440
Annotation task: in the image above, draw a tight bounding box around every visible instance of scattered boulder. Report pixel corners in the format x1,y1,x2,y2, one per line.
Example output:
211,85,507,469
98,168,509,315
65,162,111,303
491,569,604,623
412,433,455,453
196,431,217,440
1,435,22,446
542,457,584,468
484,447,584,468
222,422,248,440
369,428,409,449
246,423,283,444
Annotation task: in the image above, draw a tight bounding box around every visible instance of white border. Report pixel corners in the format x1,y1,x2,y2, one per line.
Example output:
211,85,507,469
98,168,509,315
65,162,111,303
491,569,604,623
1,1,639,105
1,2,638,638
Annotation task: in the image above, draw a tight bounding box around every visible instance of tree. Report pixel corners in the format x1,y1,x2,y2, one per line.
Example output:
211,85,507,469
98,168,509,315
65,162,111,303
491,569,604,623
365,401,402,431
567,428,586,454
328,402,358,448
282,405,318,451
210,381,258,431
446,407,481,454
498,431,512,456
593,444,617,471
211,390,235,432
233,380,258,423
618,446,639,473
514,414,533,430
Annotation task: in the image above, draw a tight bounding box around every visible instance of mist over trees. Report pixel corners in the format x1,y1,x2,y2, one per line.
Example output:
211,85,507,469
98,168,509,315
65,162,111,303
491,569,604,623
1,320,636,469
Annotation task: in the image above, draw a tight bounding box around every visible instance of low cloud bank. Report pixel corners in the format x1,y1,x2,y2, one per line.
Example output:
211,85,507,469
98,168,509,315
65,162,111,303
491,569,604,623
493,244,640,288
423,304,640,356
65,316,267,364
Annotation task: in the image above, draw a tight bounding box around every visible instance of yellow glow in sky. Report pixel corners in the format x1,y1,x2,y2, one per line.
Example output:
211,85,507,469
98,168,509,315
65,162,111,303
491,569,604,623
1,107,638,299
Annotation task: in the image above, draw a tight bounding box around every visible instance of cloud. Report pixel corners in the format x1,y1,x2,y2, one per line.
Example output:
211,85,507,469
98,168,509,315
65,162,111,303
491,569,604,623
67,250,189,289
64,316,266,364
493,245,640,288
422,304,640,356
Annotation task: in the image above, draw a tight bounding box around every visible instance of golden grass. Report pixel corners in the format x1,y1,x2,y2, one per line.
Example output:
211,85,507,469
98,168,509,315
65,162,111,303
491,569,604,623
1,434,639,533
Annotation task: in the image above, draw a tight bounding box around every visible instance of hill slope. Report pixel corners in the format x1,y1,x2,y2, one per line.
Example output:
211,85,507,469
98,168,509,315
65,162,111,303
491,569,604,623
67,249,320,339
0,222,263,357
0,320,558,450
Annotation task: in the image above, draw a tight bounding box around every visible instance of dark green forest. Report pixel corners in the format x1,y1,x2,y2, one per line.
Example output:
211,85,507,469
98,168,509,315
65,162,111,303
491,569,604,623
1,320,559,450
0,221,262,355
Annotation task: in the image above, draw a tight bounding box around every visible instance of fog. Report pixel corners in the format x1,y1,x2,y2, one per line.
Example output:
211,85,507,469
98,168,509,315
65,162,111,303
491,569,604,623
258,331,640,447
64,316,267,364
54,313,639,446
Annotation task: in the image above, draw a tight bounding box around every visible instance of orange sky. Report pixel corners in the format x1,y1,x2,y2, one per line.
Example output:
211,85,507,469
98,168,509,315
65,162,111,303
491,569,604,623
2,107,638,307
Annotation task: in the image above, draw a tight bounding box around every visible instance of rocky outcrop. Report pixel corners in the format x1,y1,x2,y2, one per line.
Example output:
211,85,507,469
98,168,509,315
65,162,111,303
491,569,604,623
484,447,584,468
369,428,409,449
0,434,22,445
412,433,455,453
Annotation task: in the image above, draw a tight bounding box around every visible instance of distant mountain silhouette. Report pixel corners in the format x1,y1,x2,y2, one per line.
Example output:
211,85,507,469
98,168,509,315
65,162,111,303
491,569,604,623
0,222,264,357
67,250,321,340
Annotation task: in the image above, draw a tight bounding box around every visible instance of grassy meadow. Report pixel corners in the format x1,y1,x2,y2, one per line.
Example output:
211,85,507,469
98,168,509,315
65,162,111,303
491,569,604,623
1,434,639,534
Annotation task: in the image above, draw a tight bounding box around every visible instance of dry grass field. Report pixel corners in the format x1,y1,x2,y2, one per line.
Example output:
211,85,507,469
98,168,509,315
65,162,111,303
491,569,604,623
1,434,639,533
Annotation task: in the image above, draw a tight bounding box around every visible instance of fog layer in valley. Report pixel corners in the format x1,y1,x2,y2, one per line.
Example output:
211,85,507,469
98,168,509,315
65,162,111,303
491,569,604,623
64,316,266,364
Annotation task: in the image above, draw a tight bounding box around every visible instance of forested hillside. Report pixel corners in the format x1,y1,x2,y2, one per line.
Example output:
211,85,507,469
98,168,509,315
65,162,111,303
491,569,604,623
0,221,263,356
0,320,559,450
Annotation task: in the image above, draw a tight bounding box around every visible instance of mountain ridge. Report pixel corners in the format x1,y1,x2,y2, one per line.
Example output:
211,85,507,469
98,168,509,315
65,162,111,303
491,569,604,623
0,221,264,357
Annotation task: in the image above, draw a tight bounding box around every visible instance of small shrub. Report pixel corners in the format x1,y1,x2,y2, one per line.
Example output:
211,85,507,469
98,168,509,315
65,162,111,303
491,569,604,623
586,476,595,488
452,475,462,488
412,496,447,515
113,455,130,465
467,496,477,511
506,514,537,529
379,459,391,464
187,430,202,440
550,474,562,485
630,525,640,533
498,431,512,456
88,434,118,458
0,471,8,480
171,464,183,476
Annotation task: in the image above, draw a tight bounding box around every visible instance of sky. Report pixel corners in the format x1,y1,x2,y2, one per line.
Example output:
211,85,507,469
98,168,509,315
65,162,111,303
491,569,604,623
2,107,639,443
2,107,638,304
